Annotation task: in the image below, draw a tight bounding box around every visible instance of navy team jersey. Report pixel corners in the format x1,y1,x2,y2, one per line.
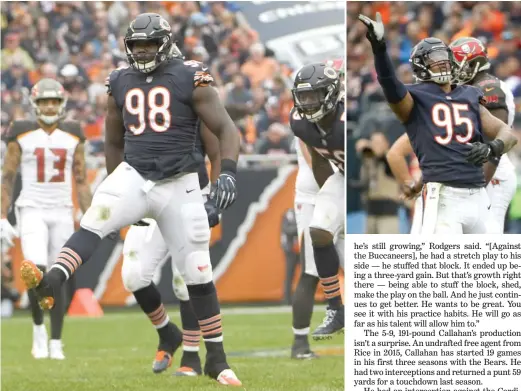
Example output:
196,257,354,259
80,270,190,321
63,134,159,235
290,100,345,175
106,58,214,181
405,83,486,188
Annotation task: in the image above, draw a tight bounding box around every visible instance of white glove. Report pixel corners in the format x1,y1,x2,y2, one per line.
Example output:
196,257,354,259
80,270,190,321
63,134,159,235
1,218,18,249
358,12,385,43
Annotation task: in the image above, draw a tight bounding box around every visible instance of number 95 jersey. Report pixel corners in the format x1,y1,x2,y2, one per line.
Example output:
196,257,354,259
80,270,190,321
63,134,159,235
405,83,486,188
289,99,345,175
106,59,214,181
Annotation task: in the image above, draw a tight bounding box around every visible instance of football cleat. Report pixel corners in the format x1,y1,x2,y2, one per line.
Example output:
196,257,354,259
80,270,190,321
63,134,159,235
152,351,172,373
174,366,199,377
291,338,318,360
32,325,49,359
312,306,344,340
152,323,183,374
216,369,242,386
20,260,55,310
49,339,65,360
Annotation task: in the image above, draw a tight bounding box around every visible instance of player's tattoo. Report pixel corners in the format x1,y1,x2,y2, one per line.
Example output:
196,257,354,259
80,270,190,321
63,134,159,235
1,142,21,218
73,143,92,212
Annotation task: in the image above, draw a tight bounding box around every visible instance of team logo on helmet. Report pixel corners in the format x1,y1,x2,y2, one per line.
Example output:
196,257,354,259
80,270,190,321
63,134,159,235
159,18,171,31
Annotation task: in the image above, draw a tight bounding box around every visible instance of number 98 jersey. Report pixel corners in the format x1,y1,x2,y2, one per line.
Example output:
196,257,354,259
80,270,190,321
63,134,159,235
405,83,485,188
106,59,214,181
290,99,345,175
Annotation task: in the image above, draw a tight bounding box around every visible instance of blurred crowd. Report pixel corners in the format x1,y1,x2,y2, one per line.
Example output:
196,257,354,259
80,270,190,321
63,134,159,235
1,1,301,166
346,1,521,234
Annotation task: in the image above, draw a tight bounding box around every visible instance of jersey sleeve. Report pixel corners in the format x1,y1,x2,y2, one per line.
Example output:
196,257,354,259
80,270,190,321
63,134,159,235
61,121,86,142
4,120,36,143
184,60,214,88
289,107,303,138
476,80,508,112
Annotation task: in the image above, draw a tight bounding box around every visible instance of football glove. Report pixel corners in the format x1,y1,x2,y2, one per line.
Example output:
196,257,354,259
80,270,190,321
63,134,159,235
466,140,503,165
358,12,386,51
1,218,18,249
216,172,237,210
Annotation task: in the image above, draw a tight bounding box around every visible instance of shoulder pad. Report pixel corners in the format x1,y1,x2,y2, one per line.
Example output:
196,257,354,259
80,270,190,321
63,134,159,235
105,66,128,95
5,120,39,143
475,79,507,111
182,60,214,88
59,120,85,141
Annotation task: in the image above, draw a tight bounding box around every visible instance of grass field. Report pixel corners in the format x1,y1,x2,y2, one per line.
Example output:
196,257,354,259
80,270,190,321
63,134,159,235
1,305,344,391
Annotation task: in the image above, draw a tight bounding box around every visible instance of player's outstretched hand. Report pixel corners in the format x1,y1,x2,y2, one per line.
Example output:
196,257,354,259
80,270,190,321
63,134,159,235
215,173,237,210
1,218,18,249
358,12,386,49
466,142,490,165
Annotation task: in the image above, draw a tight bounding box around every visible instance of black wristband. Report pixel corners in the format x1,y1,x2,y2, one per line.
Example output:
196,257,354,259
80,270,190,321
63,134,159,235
489,139,505,157
221,159,237,175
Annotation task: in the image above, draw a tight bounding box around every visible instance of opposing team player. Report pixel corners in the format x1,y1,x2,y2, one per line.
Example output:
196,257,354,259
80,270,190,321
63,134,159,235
358,13,517,234
1,78,92,359
19,13,241,386
121,121,220,376
290,63,345,339
387,37,517,234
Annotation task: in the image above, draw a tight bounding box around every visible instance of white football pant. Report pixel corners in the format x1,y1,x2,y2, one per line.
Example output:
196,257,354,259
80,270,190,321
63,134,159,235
81,162,212,286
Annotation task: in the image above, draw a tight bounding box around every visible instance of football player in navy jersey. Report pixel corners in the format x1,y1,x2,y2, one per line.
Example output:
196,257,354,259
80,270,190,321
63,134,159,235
358,13,517,234
19,13,241,386
386,37,517,234
290,63,345,338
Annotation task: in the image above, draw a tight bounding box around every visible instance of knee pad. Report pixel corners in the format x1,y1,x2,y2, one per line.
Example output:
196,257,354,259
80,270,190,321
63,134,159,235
181,203,211,248
178,251,213,285
80,192,119,238
121,254,153,293
172,273,190,301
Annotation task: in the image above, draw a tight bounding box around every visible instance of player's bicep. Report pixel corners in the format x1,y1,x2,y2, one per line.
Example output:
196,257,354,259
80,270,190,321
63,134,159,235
389,92,415,123
72,142,87,184
200,122,221,181
487,107,509,125
479,104,507,140
105,96,125,148
193,86,236,138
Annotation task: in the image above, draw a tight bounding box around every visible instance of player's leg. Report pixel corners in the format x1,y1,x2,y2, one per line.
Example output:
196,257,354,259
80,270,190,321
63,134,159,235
421,185,464,234
486,174,517,234
465,188,492,234
171,263,202,376
18,207,49,359
121,220,182,373
309,172,345,338
291,202,319,359
46,207,75,360
20,162,148,310
152,173,240,386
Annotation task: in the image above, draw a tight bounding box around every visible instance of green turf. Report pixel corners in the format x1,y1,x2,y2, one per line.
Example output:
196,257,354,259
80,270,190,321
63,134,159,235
2,306,344,391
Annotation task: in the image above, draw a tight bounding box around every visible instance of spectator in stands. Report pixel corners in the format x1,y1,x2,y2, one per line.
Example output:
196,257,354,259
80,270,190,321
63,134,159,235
255,122,292,156
1,31,35,71
241,42,279,89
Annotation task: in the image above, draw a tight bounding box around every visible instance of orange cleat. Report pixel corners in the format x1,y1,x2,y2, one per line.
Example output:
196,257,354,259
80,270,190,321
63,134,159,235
152,350,172,373
216,369,242,386
20,260,54,310
174,366,199,377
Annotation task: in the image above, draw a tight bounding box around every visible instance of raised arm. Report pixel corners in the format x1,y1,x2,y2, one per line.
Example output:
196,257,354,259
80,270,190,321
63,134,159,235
358,13,414,123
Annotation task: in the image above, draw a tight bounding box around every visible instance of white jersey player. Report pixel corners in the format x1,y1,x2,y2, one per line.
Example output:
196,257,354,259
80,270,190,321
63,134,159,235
1,78,92,359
